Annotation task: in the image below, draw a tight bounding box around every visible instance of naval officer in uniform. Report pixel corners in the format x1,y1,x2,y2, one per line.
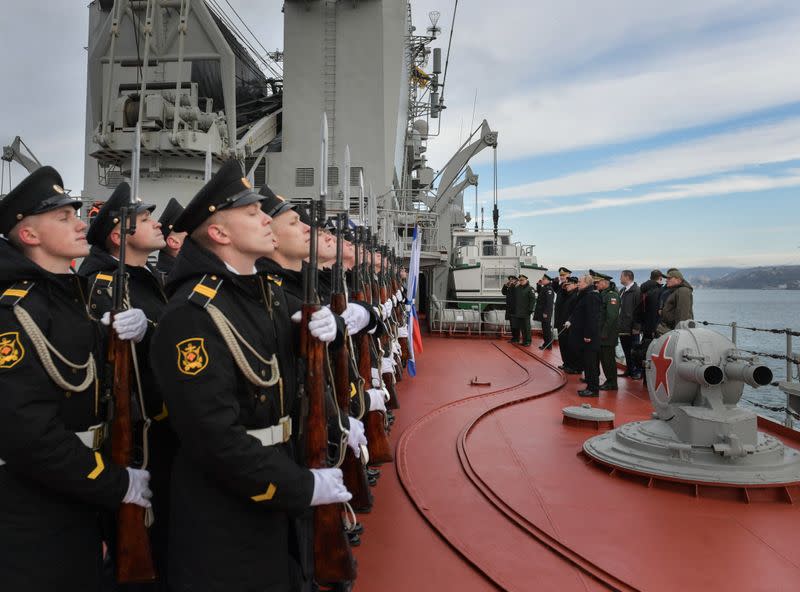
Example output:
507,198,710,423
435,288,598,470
0,167,152,592
149,161,351,592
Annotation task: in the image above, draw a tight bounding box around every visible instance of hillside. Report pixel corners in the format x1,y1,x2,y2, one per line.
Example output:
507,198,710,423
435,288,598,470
691,266,800,290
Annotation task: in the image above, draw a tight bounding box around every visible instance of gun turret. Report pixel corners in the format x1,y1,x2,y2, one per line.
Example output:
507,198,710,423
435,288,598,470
583,320,800,491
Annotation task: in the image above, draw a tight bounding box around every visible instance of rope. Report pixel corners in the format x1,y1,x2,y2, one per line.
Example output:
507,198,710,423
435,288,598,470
743,398,800,421
206,303,281,390
698,320,800,338
14,306,96,392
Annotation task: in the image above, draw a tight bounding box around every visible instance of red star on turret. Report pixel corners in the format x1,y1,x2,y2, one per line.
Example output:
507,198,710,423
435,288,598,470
651,336,673,399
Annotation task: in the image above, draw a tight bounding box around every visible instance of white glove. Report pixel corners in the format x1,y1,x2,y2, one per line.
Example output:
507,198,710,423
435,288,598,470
371,367,381,388
367,387,387,412
397,325,409,338
396,289,403,303
122,467,153,508
392,339,401,356
340,303,371,335
381,356,395,374
309,307,337,343
380,301,391,320
563,321,571,329
391,295,397,306
102,309,148,343
309,468,352,506
347,417,367,458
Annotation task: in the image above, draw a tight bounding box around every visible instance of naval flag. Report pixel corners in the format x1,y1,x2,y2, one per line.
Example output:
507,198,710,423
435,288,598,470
406,224,423,376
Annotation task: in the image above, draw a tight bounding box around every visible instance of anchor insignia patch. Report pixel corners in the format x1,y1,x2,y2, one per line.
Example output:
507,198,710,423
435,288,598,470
0,332,24,369
177,338,208,376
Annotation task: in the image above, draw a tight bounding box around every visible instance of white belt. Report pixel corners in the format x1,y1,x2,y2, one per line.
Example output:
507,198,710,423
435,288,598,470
247,416,292,447
0,423,107,467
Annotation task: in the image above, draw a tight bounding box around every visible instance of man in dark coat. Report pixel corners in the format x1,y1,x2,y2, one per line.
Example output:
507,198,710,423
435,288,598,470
78,183,173,586
657,269,694,335
511,274,536,346
568,274,602,396
617,270,642,379
535,274,555,350
0,167,151,592
555,277,580,373
155,197,186,285
150,161,351,592
591,270,620,391
501,275,518,342
640,269,664,339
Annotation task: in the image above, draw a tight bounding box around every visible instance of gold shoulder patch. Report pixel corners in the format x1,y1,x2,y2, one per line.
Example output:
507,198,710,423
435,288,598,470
0,332,25,369
177,338,209,376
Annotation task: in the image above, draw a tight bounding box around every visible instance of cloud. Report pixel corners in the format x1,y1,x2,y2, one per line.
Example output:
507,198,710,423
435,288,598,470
504,172,800,218
417,1,800,167
496,116,800,201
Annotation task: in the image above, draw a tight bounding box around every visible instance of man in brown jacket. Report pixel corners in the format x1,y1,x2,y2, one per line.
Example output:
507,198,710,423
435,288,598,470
656,269,694,335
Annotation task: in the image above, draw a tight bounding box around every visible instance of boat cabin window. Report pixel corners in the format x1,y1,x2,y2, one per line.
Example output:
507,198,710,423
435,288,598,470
500,236,510,245
482,240,497,256
455,236,475,248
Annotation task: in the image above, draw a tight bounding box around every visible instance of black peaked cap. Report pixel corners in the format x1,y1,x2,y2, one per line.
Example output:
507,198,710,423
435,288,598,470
158,197,185,236
173,160,263,234
86,182,155,246
0,166,81,235
259,183,295,218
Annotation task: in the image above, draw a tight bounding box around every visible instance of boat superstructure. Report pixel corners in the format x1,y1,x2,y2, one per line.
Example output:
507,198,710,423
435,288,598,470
450,227,545,306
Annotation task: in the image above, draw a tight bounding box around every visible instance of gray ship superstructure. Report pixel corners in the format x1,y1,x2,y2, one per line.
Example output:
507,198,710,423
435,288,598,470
80,0,543,309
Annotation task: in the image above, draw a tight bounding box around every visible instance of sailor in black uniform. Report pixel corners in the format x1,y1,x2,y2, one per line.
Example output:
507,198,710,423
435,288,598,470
155,197,186,285
0,167,152,592
535,274,555,349
77,183,174,587
149,161,351,592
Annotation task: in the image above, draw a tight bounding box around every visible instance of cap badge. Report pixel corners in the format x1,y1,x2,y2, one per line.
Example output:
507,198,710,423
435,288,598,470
241,177,253,189
52,185,65,195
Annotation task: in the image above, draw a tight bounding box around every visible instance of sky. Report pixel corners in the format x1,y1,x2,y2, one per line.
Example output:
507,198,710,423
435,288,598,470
1,1,799,269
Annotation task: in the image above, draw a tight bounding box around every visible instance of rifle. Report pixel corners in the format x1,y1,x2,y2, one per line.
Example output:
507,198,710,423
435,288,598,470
375,240,400,409
329,214,373,511
303,119,356,583
390,249,410,365
351,227,393,465
107,192,157,583
382,246,404,381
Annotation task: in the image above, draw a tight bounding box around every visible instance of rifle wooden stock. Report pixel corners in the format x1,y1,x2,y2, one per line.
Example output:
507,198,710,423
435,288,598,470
330,294,373,511
302,304,357,584
108,329,156,584
357,332,393,465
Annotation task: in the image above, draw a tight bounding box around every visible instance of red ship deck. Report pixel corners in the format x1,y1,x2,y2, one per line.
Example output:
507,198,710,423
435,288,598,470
353,335,800,592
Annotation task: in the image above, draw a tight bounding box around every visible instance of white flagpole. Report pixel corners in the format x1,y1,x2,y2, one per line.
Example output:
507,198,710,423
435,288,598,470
131,123,142,200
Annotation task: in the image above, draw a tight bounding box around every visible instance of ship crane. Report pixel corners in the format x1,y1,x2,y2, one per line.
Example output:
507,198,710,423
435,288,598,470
1,136,42,196
428,119,497,215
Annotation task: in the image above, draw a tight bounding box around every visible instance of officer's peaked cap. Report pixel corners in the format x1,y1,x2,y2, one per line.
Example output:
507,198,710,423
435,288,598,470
86,182,155,246
158,197,185,237
0,166,82,235
174,160,263,234
259,183,295,218
558,266,571,275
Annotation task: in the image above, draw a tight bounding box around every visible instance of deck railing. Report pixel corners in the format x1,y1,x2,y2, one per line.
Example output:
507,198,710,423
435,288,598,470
697,321,800,428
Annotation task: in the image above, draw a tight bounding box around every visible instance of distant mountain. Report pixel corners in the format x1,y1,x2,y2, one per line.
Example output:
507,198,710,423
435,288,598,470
565,267,800,289
570,267,739,284
691,266,800,290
